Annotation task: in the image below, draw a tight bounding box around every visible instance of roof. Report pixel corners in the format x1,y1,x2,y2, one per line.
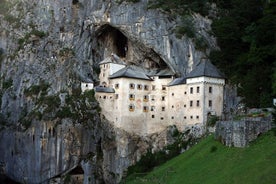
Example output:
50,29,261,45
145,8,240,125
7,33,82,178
147,68,175,77
94,86,115,93
109,66,152,81
186,60,225,79
168,77,187,86
99,53,126,65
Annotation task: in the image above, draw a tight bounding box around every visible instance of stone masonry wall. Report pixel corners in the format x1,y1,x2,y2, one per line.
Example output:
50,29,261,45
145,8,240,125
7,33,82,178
215,117,272,147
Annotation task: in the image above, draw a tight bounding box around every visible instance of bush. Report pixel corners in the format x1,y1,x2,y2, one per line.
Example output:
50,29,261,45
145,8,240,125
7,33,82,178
2,79,13,89
207,115,219,127
25,82,50,96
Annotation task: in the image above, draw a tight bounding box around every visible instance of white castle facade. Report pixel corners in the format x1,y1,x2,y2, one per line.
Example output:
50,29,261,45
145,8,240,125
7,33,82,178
94,55,225,135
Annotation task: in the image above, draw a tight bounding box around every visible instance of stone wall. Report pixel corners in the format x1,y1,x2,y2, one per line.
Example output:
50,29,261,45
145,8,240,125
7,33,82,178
215,117,272,147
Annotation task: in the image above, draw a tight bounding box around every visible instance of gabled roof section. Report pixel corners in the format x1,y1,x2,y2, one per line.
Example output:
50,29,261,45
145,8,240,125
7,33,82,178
187,60,225,79
99,53,126,65
147,68,175,77
109,65,152,81
168,77,187,86
95,86,115,93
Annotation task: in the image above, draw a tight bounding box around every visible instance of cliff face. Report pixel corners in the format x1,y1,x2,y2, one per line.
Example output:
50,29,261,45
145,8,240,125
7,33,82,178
0,0,215,183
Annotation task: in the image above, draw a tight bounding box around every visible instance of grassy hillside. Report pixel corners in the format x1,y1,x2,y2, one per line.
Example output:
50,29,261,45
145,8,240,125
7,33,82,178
124,130,276,184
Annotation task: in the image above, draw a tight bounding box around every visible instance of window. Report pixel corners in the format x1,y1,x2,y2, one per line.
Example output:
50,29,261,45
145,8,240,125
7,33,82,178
162,85,166,90
184,116,187,119
190,87,193,94
115,94,119,99
152,115,155,118
103,73,105,77
209,100,212,107
151,95,155,101
115,83,119,89
152,85,156,90
151,106,155,111
162,107,165,111
161,96,165,101
143,95,149,102
129,94,135,100
196,100,200,107
209,87,212,93
190,101,193,107
103,96,106,99
172,93,174,96
137,84,142,90
172,105,174,109
184,91,187,94
196,116,199,119
129,83,135,89
144,85,149,91
197,86,200,93
129,104,135,112
143,106,149,112
171,116,174,119
161,117,164,120
184,104,186,108
190,116,193,119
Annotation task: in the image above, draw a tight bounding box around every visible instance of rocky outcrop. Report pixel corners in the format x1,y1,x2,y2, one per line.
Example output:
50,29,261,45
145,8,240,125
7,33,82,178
0,0,216,183
215,117,272,147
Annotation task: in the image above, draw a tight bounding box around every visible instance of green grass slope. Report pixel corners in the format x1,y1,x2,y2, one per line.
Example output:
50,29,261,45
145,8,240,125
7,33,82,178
124,130,276,184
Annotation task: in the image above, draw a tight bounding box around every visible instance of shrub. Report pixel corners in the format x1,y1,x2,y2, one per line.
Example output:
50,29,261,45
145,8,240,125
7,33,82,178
2,79,13,89
207,115,219,127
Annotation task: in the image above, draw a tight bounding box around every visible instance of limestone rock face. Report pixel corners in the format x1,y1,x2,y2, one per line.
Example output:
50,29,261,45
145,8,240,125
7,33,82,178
0,0,215,183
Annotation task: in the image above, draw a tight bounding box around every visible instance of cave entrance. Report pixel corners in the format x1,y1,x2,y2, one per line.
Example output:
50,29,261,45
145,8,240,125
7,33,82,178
96,25,128,58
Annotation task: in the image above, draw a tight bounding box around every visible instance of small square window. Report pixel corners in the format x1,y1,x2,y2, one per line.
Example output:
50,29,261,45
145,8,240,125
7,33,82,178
129,94,135,100
129,104,135,112
184,116,187,119
171,116,174,119
129,83,135,89
197,86,200,93
161,96,165,101
152,115,155,118
184,91,187,94
144,85,149,91
162,85,166,90
196,116,199,119
162,107,165,111
161,117,164,120
172,105,174,108
115,94,119,99
143,95,149,102
137,84,142,90
151,106,155,111
143,106,149,112
115,83,119,89
152,85,156,90
190,101,193,107
190,116,193,119
190,87,193,94
172,93,174,96
196,100,200,107
184,105,186,108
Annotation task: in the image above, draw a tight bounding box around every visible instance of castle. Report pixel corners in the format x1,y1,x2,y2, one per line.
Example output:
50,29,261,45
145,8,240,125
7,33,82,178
93,54,225,135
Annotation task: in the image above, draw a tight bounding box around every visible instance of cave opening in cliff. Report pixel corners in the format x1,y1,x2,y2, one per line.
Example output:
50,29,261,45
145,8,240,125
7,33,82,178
72,0,79,5
96,24,128,58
